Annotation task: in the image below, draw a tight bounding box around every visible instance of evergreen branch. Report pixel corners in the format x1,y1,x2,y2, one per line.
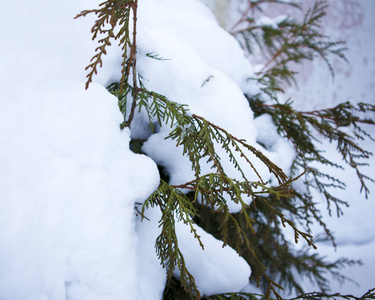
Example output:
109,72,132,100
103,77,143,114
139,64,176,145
233,1,347,97
194,189,361,299
107,79,190,130
169,112,291,191
109,79,324,299
292,190,337,247
75,0,137,92
141,180,202,298
192,114,289,185
203,288,375,300
256,196,316,249
190,184,286,300
187,173,327,299
249,97,374,218
109,80,292,195
129,86,312,298
230,0,301,34
244,95,374,293
107,80,132,118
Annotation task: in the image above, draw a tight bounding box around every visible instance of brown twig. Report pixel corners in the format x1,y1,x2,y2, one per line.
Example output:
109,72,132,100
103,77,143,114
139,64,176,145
123,0,138,128
229,1,254,34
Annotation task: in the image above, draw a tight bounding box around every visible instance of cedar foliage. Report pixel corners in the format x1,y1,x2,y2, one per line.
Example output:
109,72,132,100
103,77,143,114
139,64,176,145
202,287,375,300
76,0,375,299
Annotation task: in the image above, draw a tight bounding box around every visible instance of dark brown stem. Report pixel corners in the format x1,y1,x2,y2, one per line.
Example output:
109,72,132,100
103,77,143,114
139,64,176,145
124,0,138,128
257,47,284,75
229,1,254,34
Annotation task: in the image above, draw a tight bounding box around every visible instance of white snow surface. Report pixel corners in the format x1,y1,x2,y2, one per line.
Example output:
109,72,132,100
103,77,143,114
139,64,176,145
0,81,161,300
0,3,166,294
0,1,164,299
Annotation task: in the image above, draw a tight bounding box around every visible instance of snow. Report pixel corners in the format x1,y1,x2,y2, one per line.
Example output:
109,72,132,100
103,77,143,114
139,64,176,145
0,0,374,299
0,1,162,299
134,207,167,299
0,78,161,300
256,15,287,29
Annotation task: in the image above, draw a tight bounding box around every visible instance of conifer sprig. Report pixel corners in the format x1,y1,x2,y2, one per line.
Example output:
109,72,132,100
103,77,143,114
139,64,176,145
107,80,190,130
203,287,375,300
194,192,363,297
169,113,290,186
229,0,302,34
141,180,202,298
249,98,375,212
75,0,137,90
232,1,347,98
